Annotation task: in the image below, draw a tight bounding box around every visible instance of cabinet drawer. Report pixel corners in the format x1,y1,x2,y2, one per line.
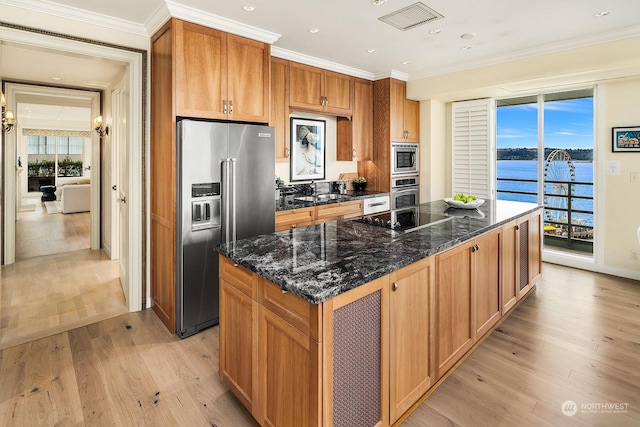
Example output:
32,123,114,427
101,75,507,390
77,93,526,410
316,200,363,221
276,208,316,230
258,278,321,341
220,255,257,299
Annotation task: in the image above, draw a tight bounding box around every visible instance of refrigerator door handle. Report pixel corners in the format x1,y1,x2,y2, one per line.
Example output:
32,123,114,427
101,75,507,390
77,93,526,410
230,158,237,241
222,158,232,243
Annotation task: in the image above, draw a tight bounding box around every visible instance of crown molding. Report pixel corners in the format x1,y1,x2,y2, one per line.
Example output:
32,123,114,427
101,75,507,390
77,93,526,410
271,46,374,80
144,1,171,35
408,25,640,81
373,69,409,81
0,0,148,36
165,0,280,44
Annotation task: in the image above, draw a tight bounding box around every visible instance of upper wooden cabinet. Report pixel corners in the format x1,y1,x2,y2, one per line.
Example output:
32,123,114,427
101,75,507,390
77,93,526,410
174,20,270,122
270,57,290,162
404,99,420,143
389,79,419,142
337,78,373,161
289,62,354,116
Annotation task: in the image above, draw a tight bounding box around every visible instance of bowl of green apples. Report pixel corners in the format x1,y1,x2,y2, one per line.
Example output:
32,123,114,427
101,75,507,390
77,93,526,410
444,193,485,209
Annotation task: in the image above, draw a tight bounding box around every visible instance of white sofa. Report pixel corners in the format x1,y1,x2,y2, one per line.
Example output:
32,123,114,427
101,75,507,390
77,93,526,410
61,184,90,213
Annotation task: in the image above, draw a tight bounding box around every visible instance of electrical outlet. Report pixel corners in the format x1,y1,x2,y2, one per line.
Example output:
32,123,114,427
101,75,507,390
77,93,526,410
631,249,639,262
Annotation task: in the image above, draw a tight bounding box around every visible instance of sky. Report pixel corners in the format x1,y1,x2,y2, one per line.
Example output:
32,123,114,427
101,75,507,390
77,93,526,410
497,97,594,149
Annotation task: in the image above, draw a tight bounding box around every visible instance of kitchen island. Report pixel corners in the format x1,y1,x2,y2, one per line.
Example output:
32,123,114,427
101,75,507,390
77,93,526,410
218,199,542,427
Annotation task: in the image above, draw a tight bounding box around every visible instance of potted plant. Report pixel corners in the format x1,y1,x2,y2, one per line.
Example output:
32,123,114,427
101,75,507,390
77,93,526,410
352,176,367,192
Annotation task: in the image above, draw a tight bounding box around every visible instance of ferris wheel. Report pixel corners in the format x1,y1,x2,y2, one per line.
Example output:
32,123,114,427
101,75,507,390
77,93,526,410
543,149,576,224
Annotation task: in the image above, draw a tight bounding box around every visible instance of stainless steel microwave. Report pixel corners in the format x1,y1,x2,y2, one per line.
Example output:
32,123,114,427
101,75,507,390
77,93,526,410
391,143,419,175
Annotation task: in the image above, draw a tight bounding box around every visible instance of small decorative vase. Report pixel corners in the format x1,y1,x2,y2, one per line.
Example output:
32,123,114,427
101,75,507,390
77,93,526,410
353,182,367,192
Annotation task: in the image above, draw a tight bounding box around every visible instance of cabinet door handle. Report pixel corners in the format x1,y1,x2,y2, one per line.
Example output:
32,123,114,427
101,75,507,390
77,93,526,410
223,100,227,114
475,244,480,251
471,246,476,253
281,289,288,294
291,224,297,228
286,148,290,157
515,225,520,230
392,282,398,291
229,100,234,114
404,130,409,139
352,149,356,157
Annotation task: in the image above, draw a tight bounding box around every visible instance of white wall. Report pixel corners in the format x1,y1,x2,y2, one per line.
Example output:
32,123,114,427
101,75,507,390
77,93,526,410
600,78,640,275
275,111,358,185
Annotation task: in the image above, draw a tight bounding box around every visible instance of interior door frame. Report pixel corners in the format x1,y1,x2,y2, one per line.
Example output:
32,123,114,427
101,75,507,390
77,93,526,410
0,24,146,312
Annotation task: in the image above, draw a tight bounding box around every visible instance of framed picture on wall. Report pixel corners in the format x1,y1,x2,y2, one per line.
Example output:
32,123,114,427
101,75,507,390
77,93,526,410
290,117,326,181
612,126,640,152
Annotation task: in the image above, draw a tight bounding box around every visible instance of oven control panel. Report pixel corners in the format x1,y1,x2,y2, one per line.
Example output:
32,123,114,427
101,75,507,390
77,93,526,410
363,195,390,215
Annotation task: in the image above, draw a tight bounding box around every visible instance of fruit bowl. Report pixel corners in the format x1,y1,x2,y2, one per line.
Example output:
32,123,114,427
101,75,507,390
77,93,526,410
443,197,485,210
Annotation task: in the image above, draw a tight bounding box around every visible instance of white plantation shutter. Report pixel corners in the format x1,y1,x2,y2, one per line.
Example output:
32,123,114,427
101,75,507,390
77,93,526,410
451,98,496,200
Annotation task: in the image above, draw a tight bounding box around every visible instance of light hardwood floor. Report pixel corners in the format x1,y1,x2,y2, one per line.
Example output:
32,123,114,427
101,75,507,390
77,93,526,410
16,195,90,259
0,249,127,351
0,263,638,426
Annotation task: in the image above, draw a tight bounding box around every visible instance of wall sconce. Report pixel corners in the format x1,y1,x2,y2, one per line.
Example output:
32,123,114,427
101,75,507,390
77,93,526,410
93,115,108,137
1,91,16,133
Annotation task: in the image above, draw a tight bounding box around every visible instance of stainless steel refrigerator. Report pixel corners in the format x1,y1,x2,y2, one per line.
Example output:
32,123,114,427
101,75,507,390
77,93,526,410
176,119,275,338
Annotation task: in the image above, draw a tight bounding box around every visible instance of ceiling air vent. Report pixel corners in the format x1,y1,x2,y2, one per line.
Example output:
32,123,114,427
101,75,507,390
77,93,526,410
378,2,443,31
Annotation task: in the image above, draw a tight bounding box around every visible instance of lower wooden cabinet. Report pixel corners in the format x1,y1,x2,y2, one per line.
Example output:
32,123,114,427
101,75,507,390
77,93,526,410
315,200,363,223
276,201,364,231
258,306,321,427
474,229,502,338
435,240,474,377
275,207,315,231
388,258,434,424
435,228,502,378
219,265,258,413
502,210,542,313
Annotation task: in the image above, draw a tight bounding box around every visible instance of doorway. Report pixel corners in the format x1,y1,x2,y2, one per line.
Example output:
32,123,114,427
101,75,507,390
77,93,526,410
11,87,100,260
1,24,145,313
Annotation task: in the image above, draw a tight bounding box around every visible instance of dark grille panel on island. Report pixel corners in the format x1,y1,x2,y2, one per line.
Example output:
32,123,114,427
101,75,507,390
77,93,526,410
333,291,382,427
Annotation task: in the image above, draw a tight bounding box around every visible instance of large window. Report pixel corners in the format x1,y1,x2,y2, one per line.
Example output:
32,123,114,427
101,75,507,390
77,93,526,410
27,135,86,181
496,89,594,256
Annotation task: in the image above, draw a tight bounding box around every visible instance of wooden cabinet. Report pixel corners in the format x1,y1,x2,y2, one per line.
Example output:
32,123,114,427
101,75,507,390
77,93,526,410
474,229,502,338
367,78,420,192
220,256,321,426
435,228,502,377
289,62,354,116
275,207,315,231
435,240,474,377
315,200,363,223
276,201,364,231
404,99,420,143
388,258,434,425
271,57,290,162
390,79,407,142
151,18,269,333
503,210,542,310
258,307,321,427
173,19,269,122
336,78,373,161
219,260,258,414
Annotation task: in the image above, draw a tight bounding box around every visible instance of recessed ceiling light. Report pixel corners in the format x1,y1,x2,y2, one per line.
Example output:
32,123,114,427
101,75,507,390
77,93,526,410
242,4,255,12
429,29,441,34
52,77,61,81
461,45,472,50
370,0,385,5
401,61,410,65
460,33,476,39
593,11,609,17
367,48,376,53
308,28,319,34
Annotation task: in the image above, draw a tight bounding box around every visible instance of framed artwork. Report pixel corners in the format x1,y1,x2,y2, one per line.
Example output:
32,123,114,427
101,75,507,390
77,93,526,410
290,117,326,181
612,126,640,152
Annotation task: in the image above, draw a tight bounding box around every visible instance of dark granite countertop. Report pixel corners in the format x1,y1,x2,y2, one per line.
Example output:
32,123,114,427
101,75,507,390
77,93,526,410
218,199,541,304
276,190,388,212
